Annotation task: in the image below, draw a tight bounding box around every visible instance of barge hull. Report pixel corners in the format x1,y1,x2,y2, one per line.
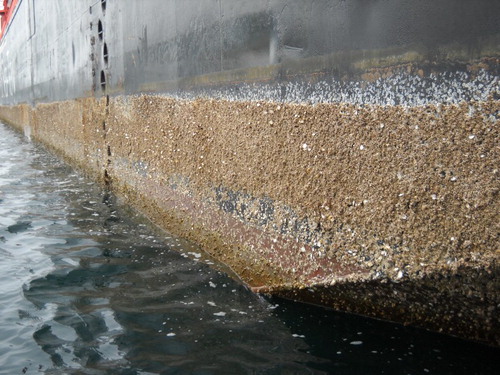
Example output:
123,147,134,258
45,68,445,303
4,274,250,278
0,0,499,345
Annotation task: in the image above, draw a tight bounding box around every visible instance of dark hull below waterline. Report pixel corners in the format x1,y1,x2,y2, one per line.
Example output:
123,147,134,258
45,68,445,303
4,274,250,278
0,0,499,346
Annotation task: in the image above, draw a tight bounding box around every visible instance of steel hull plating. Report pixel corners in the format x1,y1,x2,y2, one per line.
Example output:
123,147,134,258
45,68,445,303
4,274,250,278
0,0,499,345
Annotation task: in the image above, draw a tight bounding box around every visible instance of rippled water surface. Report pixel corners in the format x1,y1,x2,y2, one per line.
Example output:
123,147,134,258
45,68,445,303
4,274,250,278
0,122,499,375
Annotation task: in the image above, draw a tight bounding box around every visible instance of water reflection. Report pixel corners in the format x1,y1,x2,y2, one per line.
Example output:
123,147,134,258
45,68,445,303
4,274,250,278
24,202,318,374
17,147,317,373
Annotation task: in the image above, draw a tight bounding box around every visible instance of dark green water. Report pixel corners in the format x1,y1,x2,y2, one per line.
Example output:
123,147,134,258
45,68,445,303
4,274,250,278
0,122,499,375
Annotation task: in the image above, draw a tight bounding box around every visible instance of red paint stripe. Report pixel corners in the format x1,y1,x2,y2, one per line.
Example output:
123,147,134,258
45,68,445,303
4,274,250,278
0,0,20,41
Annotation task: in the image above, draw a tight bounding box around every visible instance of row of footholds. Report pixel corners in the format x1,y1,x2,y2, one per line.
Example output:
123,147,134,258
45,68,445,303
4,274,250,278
90,0,108,92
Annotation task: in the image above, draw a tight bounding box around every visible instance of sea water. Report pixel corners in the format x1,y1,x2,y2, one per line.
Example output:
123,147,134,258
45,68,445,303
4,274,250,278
0,122,498,375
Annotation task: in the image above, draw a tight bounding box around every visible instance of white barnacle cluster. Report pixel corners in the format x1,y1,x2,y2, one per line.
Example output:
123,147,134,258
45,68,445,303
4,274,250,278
170,69,498,108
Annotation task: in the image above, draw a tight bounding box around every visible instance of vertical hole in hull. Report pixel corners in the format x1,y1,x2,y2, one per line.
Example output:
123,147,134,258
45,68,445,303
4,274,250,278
100,71,106,92
98,20,103,41
103,43,108,65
